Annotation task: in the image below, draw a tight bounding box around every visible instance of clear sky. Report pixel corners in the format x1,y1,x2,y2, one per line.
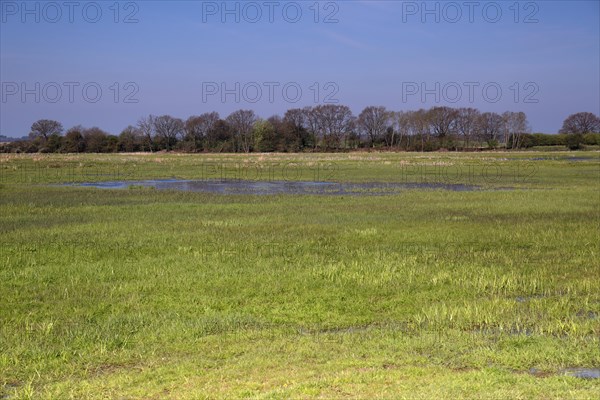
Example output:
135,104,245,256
1,0,599,137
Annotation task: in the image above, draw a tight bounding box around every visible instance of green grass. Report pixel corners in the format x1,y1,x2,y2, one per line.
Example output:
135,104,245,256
1,151,599,399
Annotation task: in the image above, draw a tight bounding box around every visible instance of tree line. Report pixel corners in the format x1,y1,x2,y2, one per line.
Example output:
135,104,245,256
2,107,599,153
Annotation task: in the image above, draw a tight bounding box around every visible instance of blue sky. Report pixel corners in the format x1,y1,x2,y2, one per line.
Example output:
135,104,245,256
1,0,599,136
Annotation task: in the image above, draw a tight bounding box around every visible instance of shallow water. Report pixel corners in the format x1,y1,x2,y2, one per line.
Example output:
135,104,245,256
561,368,600,379
528,367,599,379
67,179,483,195
522,156,598,162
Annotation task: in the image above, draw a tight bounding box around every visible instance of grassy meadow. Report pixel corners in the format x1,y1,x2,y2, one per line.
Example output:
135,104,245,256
0,151,599,399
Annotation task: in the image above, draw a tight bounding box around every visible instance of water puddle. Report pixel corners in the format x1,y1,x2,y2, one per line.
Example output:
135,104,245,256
561,368,600,379
527,368,599,380
515,294,546,303
65,179,486,195
520,156,598,162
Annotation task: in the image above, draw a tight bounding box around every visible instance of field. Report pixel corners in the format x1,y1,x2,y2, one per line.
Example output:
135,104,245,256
1,151,599,399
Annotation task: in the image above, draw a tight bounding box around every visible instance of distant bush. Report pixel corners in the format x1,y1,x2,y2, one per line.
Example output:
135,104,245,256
566,133,584,150
517,133,600,149
531,133,566,146
583,133,600,145
529,145,569,151
583,145,600,150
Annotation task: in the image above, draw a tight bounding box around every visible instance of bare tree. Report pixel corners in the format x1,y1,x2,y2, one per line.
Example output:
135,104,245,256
226,110,257,153
393,111,413,150
118,125,143,152
411,109,432,151
185,112,219,151
512,112,530,149
19,105,540,154
477,112,503,147
30,119,63,141
357,106,391,148
137,115,156,152
559,112,600,134
154,115,184,151
502,111,530,149
205,119,232,152
302,106,321,150
427,106,458,139
284,108,305,130
456,108,481,149
312,104,355,150
284,108,308,151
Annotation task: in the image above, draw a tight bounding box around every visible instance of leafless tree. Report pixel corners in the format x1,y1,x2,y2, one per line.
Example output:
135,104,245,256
357,106,391,148
284,108,305,131
502,111,530,149
410,109,432,151
312,104,355,150
226,110,257,153
477,112,503,146
302,106,321,150
118,125,143,152
427,106,458,139
137,115,156,152
154,115,184,151
456,108,481,149
284,108,308,150
393,111,414,149
185,112,219,151
30,119,63,141
559,112,600,134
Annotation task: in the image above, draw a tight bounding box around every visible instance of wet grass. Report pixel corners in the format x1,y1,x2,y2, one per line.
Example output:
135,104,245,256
1,152,599,399
64,180,487,195
2,151,598,187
